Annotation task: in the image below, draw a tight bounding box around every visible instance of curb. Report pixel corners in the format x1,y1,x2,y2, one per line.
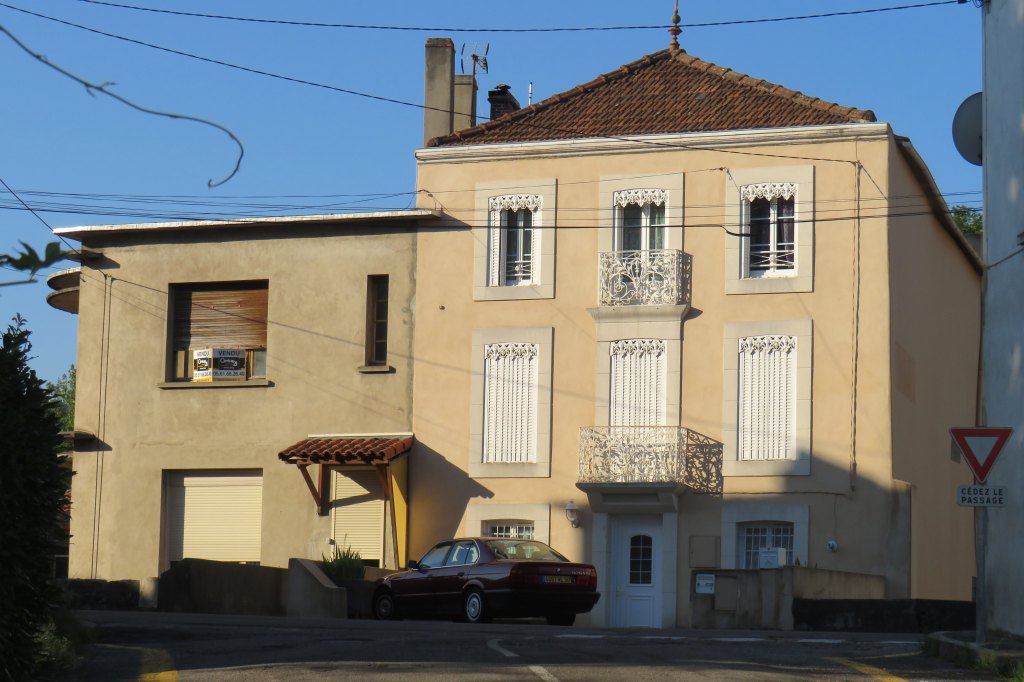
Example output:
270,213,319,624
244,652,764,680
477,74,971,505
927,631,1024,677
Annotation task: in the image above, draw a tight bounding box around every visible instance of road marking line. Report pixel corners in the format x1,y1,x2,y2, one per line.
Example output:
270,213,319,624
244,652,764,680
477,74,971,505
713,637,765,642
139,647,178,682
797,638,845,644
827,656,910,682
487,638,561,682
528,665,560,682
487,638,518,658
642,636,686,640
556,634,605,639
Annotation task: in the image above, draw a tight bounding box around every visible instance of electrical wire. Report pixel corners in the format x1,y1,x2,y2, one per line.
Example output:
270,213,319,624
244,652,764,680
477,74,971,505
0,3,897,166
73,0,963,33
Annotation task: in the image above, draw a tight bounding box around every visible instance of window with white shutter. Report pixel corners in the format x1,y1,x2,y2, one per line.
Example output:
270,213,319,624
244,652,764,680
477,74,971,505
488,195,541,287
738,335,796,460
609,339,666,426
483,343,538,463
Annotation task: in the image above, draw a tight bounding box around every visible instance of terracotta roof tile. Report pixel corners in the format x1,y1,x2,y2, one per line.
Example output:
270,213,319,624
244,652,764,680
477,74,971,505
431,49,875,147
278,436,413,466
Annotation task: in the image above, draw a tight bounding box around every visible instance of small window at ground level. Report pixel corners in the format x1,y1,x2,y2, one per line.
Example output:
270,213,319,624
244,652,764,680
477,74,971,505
169,281,268,382
483,520,535,539
740,522,794,568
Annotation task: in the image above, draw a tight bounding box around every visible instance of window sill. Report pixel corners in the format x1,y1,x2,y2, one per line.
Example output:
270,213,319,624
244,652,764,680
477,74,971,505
357,365,395,374
723,458,809,476
473,283,554,301
725,274,812,295
158,379,272,389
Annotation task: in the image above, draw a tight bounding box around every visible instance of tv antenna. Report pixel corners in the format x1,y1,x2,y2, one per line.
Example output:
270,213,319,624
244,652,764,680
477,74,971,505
460,42,489,77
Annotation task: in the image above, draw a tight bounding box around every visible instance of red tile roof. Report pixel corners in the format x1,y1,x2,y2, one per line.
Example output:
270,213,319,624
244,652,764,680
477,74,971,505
430,49,875,147
278,436,413,466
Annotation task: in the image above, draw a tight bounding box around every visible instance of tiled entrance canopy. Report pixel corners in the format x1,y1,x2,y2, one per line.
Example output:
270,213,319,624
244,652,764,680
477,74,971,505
278,436,413,466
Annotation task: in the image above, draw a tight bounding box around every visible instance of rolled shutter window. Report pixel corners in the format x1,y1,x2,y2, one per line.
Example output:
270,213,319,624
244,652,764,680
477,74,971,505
173,282,268,351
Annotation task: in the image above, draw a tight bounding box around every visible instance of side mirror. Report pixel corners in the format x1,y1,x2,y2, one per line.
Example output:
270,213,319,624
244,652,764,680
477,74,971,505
407,559,419,570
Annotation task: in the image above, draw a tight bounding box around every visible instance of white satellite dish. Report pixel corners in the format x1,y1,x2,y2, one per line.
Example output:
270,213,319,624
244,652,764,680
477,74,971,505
952,91,982,166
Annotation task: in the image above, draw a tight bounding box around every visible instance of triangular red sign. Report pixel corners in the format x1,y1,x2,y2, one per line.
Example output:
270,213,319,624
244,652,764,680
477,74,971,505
950,427,1013,483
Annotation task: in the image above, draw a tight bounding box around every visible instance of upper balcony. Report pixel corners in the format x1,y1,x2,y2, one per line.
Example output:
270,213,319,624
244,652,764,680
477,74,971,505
598,249,692,307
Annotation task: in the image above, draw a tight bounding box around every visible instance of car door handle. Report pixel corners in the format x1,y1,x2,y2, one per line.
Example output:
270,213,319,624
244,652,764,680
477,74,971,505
457,572,466,578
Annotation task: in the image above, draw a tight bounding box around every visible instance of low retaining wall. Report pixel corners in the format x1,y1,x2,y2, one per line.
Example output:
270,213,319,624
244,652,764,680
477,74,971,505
691,567,886,630
793,599,975,633
158,559,286,616
63,579,140,610
286,559,347,618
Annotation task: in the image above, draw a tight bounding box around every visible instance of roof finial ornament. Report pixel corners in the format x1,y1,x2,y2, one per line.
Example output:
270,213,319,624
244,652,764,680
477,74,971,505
668,0,682,53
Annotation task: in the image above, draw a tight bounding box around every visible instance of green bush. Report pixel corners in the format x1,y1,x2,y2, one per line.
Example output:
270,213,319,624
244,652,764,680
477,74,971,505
321,545,365,584
0,317,68,681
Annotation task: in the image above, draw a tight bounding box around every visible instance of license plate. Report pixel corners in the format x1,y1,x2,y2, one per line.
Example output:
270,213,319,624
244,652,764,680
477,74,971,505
541,575,572,584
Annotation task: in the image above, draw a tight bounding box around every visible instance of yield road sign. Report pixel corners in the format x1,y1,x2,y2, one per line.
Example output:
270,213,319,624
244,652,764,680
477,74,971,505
950,427,1013,483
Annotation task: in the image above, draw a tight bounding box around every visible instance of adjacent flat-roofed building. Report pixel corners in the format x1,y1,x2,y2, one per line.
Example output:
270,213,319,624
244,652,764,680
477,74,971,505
51,211,435,581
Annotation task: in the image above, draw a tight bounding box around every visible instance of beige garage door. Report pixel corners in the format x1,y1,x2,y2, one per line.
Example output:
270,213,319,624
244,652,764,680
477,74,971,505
331,469,384,563
165,471,263,564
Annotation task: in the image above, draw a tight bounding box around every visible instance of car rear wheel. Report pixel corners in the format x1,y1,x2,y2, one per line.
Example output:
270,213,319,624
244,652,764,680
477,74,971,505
463,589,489,623
546,613,576,626
374,590,398,620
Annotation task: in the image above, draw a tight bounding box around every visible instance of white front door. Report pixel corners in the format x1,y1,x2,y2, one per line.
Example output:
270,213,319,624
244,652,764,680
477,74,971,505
610,515,662,627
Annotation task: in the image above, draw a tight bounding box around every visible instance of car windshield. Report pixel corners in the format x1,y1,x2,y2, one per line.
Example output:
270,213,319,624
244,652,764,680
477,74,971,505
485,539,568,562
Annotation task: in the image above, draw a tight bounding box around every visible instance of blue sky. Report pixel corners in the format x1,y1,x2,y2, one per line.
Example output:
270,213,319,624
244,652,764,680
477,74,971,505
0,0,982,382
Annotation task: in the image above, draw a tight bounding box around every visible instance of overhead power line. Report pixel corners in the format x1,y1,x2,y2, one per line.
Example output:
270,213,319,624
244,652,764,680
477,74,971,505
73,0,962,32
0,3,913,167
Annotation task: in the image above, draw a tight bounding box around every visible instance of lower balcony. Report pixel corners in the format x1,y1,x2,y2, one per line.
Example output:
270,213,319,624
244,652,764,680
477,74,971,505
577,426,722,503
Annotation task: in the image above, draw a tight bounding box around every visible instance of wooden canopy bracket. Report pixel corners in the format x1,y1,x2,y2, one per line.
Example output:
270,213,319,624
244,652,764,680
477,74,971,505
299,464,330,516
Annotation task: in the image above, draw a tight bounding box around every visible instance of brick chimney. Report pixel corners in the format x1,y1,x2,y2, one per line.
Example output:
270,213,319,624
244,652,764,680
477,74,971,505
488,84,520,121
424,38,477,145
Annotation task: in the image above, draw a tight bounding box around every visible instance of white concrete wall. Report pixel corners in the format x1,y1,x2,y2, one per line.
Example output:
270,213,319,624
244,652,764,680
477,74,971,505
982,0,1024,638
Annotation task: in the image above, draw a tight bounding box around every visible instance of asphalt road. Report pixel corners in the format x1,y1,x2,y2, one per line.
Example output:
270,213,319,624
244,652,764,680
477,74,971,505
74,610,994,681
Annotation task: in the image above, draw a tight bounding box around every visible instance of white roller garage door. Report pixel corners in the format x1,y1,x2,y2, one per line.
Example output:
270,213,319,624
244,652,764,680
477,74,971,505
331,469,384,562
165,471,263,563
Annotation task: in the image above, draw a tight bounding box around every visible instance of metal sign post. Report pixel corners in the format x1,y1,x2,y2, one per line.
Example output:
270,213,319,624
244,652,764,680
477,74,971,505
950,426,1012,645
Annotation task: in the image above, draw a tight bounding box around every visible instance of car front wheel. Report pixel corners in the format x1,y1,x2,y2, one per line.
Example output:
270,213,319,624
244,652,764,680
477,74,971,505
546,613,576,626
463,589,489,623
374,590,398,620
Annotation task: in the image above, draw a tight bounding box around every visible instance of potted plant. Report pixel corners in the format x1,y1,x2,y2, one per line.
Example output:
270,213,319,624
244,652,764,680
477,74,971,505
320,545,373,618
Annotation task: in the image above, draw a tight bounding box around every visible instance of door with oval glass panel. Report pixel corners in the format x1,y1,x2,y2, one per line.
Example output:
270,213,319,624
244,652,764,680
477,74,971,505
610,515,662,627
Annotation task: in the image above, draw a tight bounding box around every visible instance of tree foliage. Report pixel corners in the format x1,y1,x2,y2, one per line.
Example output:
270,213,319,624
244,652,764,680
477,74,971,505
951,205,983,236
0,316,67,681
47,365,76,435
0,241,67,276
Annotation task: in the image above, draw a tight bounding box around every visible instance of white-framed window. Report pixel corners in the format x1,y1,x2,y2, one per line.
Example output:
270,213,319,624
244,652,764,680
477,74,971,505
613,189,667,252
739,522,794,568
738,335,796,461
489,194,541,287
609,339,667,426
742,183,797,278
483,520,535,539
482,342,538,463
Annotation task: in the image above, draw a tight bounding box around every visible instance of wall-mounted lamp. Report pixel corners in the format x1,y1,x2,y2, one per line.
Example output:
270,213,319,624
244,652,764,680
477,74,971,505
565,500,580,528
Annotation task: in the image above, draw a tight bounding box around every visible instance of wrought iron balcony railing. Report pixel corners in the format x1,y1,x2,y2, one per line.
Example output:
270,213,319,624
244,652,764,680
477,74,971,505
598,249,691,307
578,426,723,491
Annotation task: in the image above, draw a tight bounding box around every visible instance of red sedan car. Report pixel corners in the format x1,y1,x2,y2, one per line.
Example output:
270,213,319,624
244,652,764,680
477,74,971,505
373,537,600,625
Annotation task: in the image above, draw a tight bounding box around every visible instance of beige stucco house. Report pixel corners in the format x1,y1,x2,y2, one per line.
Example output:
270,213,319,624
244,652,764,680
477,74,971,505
408,40,981,627
49,35,980,629
52,212,434,581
